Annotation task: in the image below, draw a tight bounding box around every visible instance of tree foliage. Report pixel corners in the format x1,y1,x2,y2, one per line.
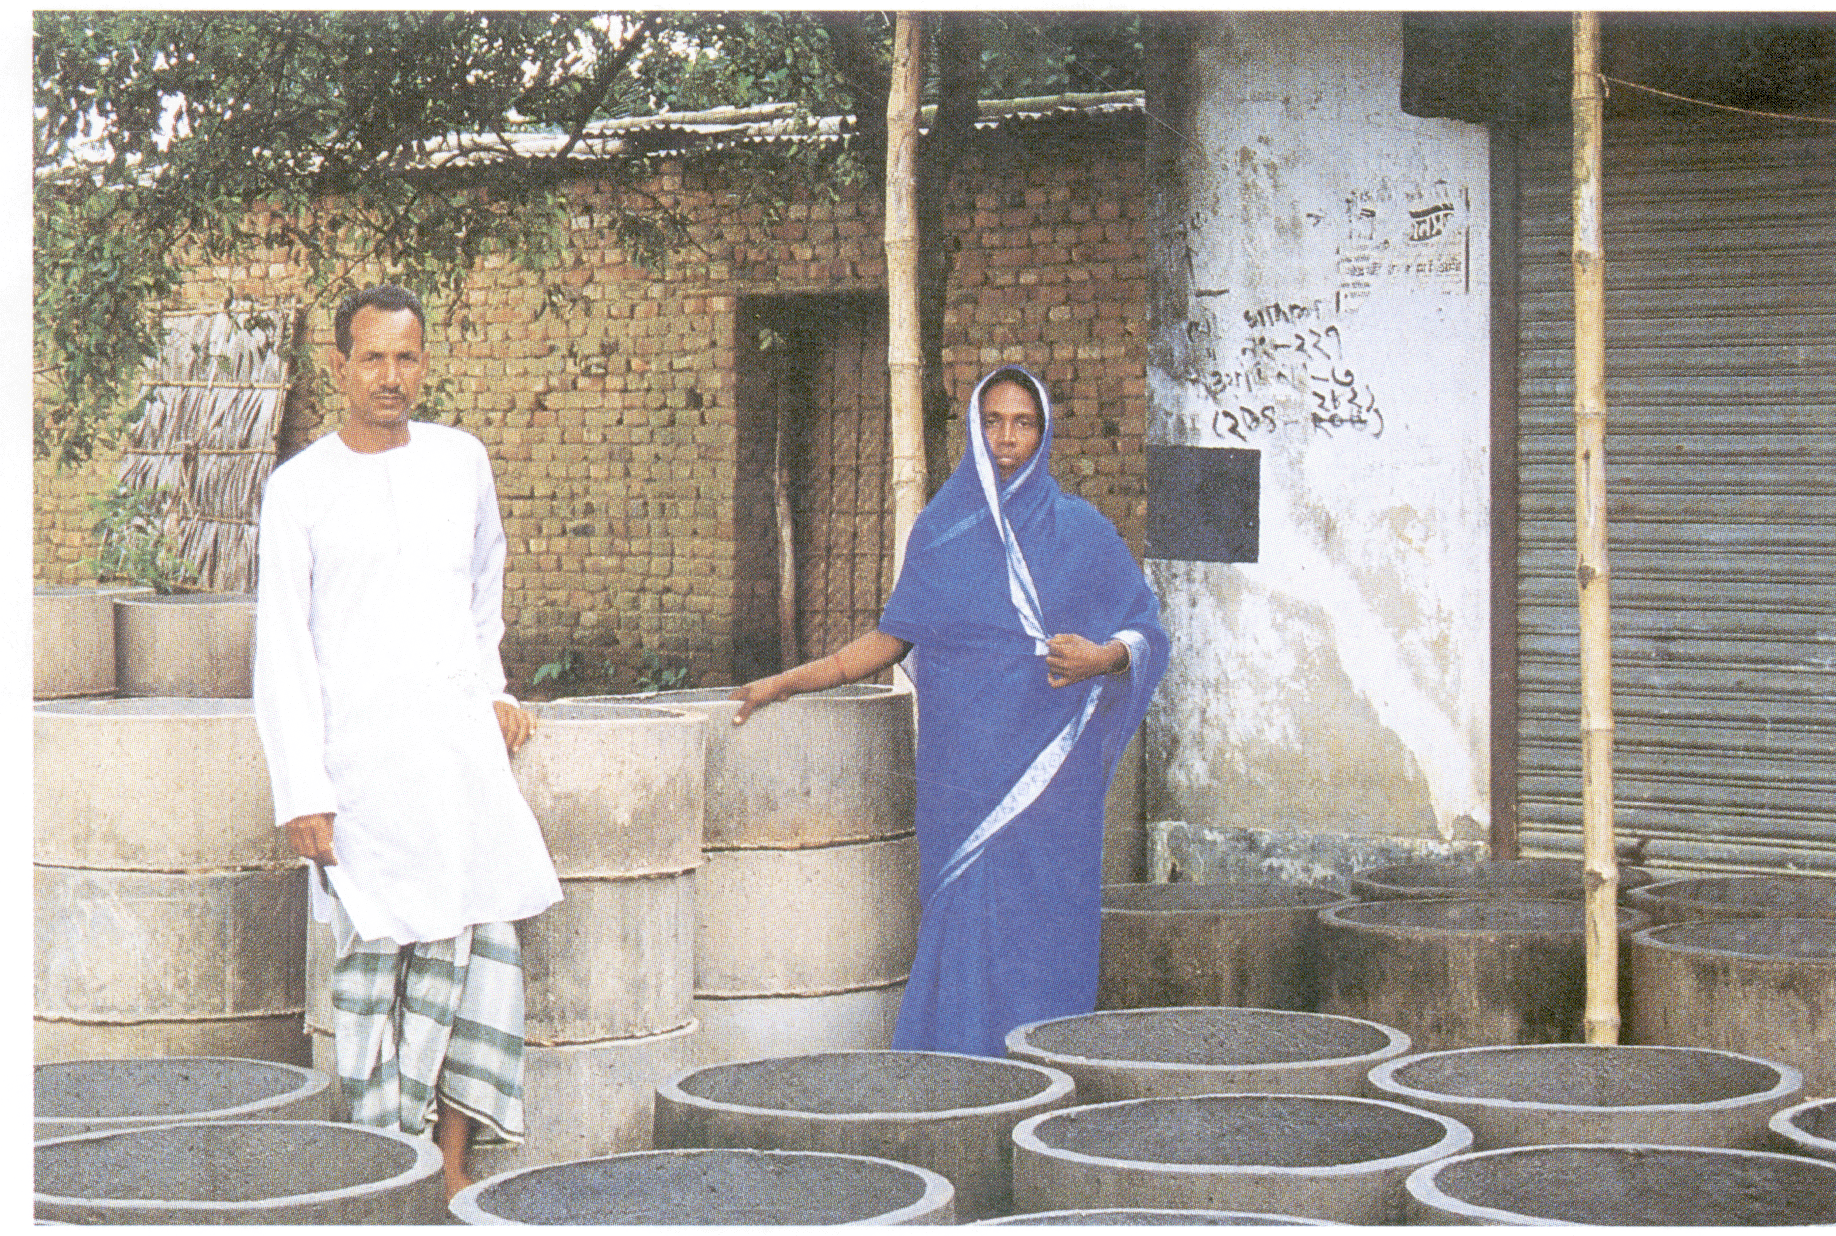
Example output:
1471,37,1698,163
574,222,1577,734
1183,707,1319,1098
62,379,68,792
34,11,662,466
33,10,1142,468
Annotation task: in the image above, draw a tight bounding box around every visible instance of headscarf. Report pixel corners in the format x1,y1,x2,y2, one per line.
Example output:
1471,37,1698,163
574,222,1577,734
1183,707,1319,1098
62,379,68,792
880,365,1169,802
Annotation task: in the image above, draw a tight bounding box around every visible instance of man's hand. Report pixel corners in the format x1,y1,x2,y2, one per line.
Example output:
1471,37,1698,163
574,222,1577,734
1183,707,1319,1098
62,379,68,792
728,675,791,725
1045,634,1129,689
285,812,337,866
494,699,537,754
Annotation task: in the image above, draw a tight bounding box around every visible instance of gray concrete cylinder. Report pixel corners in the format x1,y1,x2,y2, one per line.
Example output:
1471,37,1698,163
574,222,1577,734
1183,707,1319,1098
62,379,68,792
1316,898,1649,1050
1770,1097,1836,1165
34,865,307,1066
1006,1007,1410,1102
33,585,147,699
1403,1143,1836,1225
306,1019,702,1172
1097,882,1352,1011
1011,1093,1471,1224
579,685,921,1058
1625,872,1836,925
451,1147,956,1225
1627,916,1836,1096
517,874,696,1043
693,836,919,995
654,1049,1076,1221
34,1057,331,1141
114,592,255,698
693,982,904,1068
1367,1043,1802,1150
976,1210,1330,1226
471,1022,700,1176
576,684,914,848
305,882,694,1054
1350,857,1656,903
512,705,702,1044
34,698,287,870
303,700,704,1164
513,702,705,876
33,1119,445,1224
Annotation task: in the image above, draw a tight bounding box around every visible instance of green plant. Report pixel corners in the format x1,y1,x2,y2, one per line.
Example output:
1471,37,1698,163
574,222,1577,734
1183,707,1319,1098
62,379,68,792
79,483,199,593
635,648,690,693
530,648,581,689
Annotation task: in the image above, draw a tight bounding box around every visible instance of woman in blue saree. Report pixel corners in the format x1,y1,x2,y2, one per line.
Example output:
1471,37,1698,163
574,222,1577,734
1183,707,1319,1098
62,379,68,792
730,366,1169,1056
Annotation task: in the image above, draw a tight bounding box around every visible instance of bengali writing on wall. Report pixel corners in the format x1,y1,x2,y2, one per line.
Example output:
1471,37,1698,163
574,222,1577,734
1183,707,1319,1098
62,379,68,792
1170,176,1471,446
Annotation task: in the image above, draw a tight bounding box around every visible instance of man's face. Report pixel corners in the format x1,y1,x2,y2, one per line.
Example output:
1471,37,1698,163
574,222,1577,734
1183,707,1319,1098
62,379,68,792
982,380,1043,481
330,306,427,430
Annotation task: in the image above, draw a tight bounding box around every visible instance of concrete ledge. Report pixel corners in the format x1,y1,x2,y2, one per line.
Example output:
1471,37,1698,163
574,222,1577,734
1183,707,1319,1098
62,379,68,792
1147,821,1485,890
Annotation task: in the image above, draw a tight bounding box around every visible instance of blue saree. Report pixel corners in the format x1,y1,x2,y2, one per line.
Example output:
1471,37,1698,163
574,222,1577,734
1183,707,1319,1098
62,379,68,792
879,367,1169,1056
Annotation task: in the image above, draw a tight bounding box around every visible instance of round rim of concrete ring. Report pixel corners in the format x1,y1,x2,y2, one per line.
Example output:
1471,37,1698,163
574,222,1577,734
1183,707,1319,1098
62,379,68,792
1368,1042,1803,1118
33,1057,330,1139
34,1119,441,1220
1006,1007,1412,1088
1403,1141,1836,1225
1630,914,1836,959
1011,1092,1472,1178
972,1207,1334,1225
1320,895,1648,935
449,1146,956,1225
1771,1097,1836,1162
657,1048,1077,1123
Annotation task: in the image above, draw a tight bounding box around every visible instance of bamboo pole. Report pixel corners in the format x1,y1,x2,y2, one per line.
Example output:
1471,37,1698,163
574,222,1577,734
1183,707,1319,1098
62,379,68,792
1571,10,1620,1045
885,12,926,575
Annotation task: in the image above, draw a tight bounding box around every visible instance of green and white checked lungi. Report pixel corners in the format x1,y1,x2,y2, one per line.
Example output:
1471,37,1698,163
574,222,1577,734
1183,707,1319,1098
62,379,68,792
330,915,528,1146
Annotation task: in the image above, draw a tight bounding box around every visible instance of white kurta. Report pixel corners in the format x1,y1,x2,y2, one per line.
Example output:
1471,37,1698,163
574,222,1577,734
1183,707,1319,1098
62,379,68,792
254,422,561,945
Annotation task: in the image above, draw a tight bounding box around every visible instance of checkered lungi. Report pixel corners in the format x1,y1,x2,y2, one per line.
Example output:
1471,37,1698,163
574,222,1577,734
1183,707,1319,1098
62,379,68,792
330,916,528,1146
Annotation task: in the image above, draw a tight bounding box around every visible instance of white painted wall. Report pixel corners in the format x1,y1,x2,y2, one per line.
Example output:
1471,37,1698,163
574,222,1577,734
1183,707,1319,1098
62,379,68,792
1146,12,1494,871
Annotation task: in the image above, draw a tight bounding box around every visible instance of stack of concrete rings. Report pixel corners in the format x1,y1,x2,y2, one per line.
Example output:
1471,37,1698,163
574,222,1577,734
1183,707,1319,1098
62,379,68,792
581,685,920,1065
34,696,307,1065
305,700,706,1172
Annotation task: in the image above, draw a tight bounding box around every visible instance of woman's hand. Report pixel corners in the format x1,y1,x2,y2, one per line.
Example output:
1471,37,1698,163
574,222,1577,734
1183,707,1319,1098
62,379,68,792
728,675,792,724
1045,633,1129,688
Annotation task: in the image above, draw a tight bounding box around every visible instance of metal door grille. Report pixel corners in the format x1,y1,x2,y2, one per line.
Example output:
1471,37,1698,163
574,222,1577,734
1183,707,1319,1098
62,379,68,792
1513,117,1836,873
793,302,893,660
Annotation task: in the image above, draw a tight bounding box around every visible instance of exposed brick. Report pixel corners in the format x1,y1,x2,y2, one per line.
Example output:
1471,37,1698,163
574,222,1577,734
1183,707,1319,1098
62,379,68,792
35,116,1149,693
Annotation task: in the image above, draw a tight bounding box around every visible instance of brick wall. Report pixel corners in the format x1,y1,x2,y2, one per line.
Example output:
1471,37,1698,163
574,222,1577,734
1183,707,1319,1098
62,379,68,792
33,115,1149,693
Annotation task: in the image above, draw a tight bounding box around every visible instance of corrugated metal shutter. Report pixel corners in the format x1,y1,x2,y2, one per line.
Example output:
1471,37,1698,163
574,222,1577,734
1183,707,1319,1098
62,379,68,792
1514,116,1836,875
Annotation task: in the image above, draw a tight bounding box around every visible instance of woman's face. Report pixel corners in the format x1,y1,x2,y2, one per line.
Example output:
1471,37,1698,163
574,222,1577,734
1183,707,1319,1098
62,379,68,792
981,379,1043,480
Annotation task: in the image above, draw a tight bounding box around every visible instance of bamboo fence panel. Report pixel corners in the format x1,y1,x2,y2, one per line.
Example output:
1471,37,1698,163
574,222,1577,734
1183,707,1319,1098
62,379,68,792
116,304,298,593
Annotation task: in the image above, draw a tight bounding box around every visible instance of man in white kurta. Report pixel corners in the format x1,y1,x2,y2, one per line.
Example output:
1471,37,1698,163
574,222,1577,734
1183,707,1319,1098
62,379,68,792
254,285,560,1198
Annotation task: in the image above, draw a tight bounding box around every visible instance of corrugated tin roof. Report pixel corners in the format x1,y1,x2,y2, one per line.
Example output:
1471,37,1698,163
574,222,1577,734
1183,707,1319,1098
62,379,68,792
421,91,1144,170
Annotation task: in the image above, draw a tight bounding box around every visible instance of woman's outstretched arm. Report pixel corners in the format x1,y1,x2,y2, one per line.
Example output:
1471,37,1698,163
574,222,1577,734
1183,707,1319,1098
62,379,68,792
728,629,912,723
